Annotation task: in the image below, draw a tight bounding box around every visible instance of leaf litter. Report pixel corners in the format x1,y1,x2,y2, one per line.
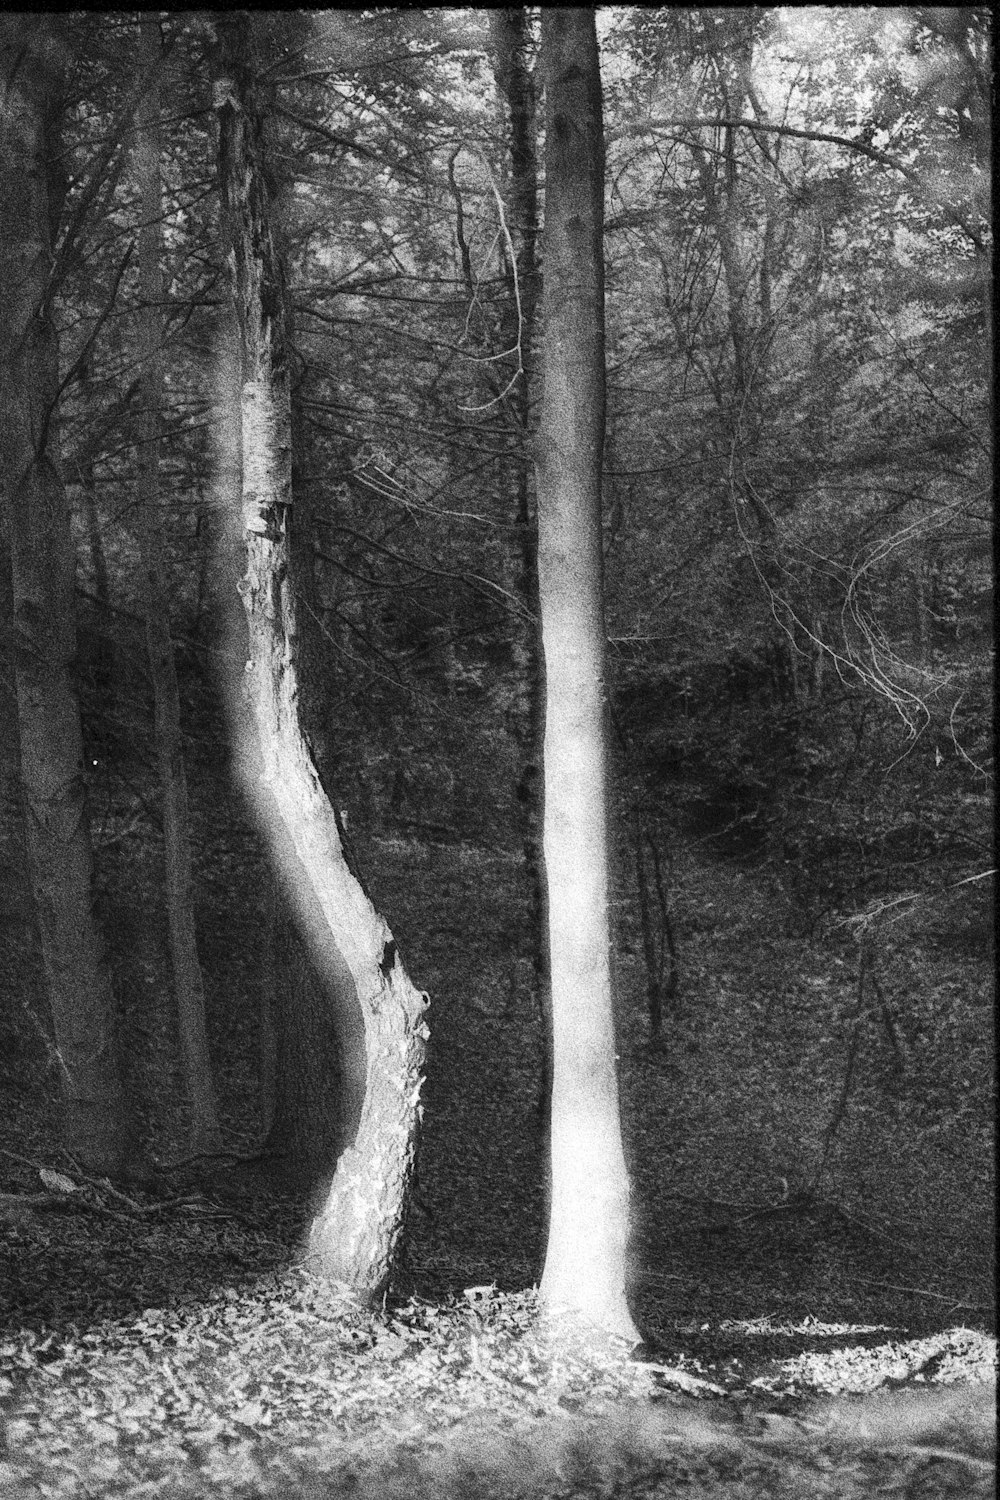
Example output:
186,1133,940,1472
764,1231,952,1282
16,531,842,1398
0,1274,993,1498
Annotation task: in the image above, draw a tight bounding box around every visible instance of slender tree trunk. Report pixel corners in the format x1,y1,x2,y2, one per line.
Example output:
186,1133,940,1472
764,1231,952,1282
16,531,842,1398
76,361,111,609
213,14,428,1298
0,539,39,988
0,18,132,1174
535,9,639,1345
257,869,278,1139
74,359,116,696
489,7,549,1121
135,14,222,1156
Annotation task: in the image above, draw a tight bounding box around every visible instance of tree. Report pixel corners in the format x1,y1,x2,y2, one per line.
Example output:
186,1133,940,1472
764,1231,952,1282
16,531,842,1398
134,12,222,1157
212,13,429,1298
535,9,639,1345
596,4,990,938
488,7,548,1115
0,17,133,1175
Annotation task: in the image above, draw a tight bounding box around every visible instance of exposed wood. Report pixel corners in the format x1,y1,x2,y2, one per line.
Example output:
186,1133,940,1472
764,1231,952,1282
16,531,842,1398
213,14,428,1299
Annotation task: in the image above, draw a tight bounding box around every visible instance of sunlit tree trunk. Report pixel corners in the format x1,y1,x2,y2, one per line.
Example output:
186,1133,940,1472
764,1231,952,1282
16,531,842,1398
255,295,351,1192
535,9,639,1345
0,18,132,1174
213,14,428,1298
135,14,223,1157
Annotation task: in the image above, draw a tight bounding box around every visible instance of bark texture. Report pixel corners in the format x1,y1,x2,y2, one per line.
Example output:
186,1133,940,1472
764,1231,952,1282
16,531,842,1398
258,277,350,1192
489,9,549,1119
135,14,222,1156
261,855,349,1195
536,9,639,1343
0,18,132,1174
213,15,428,1298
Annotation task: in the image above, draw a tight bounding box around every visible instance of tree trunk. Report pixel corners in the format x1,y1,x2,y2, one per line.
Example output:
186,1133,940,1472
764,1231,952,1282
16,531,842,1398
256,868,279,1139
76,362,111,609
0,539,42,1015
488,8,548,1121
261,852,349,1196
213,14,428,1299
134,15,223,1157
535,9,639,1345
256,297,353,1190
0,18,133,1175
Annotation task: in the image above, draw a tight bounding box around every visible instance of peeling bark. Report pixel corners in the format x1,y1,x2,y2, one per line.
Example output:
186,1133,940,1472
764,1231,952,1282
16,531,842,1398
213,14,428,1299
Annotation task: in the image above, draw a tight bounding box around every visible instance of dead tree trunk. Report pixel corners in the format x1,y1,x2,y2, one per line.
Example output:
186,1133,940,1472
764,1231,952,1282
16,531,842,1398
213,14,428,1299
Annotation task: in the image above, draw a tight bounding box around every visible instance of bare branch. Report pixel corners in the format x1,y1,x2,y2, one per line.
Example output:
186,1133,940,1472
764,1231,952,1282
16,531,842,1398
629,113,987,251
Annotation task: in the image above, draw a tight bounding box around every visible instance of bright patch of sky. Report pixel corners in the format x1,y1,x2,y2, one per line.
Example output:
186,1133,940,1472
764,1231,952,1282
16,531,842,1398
764,9,880,124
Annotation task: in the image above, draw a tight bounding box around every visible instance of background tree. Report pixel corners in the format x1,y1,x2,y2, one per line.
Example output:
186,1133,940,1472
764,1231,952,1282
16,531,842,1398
487,7,547,1112
536,8,639,1346
0,17,134,1176
601,6,990,898
134,11,222,1158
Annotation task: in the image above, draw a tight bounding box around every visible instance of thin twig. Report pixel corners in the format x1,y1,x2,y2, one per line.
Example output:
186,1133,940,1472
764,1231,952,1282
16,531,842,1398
58,1151,143,1211
850,1275,993,1313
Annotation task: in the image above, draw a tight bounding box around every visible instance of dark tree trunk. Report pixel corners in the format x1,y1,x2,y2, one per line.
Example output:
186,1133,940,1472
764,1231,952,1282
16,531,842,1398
489,7,548,1120
135,13,222,1156
0,17,133,1174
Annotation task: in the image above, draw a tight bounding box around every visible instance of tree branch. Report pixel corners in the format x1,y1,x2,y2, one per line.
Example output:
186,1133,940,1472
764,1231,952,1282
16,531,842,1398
630,114,986,251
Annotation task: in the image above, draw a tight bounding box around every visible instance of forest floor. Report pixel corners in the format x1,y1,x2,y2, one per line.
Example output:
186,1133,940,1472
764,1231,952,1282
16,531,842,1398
0,808,995,1497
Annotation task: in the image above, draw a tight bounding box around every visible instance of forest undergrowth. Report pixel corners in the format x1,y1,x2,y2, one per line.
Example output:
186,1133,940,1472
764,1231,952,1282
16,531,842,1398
0,794,995,1497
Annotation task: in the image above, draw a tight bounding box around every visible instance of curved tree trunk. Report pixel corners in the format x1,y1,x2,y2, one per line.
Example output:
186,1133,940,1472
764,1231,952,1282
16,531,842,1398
535,9,639,1344
257,282,359,1191
0,18,133,1175
213,14,428,1300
